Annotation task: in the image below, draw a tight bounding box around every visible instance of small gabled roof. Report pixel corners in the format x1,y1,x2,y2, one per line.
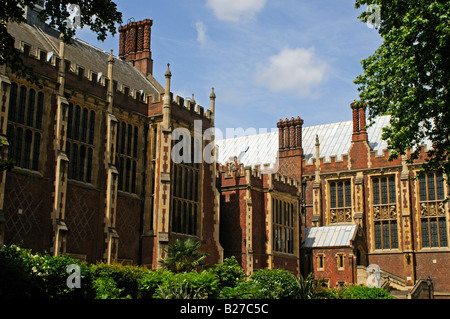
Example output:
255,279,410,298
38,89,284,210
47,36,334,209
303,225,358,248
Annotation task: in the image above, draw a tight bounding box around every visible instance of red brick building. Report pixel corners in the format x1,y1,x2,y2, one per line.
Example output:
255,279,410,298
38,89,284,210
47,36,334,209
0,9,222,268
1,7,449,300
218,162,301,276
217,103,449,298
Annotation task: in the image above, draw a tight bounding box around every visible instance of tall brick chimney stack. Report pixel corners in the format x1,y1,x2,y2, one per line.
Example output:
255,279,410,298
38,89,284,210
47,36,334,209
119,19,153,76
350,102,368,142
277,116,304,182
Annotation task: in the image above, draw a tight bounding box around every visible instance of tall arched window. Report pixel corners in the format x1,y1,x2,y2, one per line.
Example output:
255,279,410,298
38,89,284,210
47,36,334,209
116,120,139,194
7,82,43,171
272,198,296,254
171,135,201,236
26,89,35,127
419,172,448,248
66,103,95,183
17,85,27,124
372,176,398,250
329,180,352,223
36,92,43,129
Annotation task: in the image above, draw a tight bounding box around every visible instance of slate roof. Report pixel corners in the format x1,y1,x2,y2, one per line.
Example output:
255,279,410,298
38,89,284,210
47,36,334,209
7,22,164,97
303,225,357,248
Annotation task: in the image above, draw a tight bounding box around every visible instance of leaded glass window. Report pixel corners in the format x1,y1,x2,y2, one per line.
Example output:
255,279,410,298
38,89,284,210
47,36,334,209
372,176,398,250
273,198,296,254
419,172,448,248
7,83,43,171
66,103,95,183
329,180,352,223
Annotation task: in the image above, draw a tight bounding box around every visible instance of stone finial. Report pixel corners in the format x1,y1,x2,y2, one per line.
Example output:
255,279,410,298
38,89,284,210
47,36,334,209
108,48,115,63
165,63,172,77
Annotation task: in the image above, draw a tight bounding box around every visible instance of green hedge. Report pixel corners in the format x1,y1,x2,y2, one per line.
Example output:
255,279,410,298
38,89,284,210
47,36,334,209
250,269,301,299
90,262,147,299
0,244,94,298
0,244,394,299
338,285,394,299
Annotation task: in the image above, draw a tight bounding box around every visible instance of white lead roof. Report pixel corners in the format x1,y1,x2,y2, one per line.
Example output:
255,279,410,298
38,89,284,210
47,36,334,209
215,115,432,168
303,225,358,248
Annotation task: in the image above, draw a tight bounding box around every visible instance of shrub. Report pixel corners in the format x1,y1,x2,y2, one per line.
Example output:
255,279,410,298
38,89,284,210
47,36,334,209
156,270,220,299
339,285,394,299
297,273,334,299
139,269,220,299
138,269,174,299
32,253,94,299
0,244,94,299
158,279,207,299
209,257,246,289
90,263,147,299
250,269,300,299
93,276,124,299
0,244,43,298
219,280,267,299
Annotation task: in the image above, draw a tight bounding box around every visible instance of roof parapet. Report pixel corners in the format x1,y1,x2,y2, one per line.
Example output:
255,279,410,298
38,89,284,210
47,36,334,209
218,160,299,188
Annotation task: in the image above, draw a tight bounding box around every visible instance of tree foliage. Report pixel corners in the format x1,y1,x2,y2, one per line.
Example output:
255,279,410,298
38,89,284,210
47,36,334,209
0,0,122,83
354,1,450,179
0,139,15,172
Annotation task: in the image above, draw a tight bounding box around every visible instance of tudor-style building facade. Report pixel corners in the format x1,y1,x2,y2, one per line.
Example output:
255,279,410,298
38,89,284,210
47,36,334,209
0,10,224,268
217,102,449,298
1,6,449,300
300,103,449,297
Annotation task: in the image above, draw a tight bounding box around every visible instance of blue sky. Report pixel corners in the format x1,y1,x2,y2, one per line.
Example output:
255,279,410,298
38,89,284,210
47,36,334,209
76,0,383,135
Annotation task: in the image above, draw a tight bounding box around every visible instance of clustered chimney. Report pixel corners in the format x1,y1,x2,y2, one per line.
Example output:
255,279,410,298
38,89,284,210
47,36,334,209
276,116,304,182
119,19,153,76
277,116,304,150
350,102,368,141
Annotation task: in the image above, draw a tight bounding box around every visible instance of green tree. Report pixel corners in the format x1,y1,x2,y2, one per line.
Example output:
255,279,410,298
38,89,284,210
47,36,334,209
0,0,122,83
159,239,208,273
354,1,450,180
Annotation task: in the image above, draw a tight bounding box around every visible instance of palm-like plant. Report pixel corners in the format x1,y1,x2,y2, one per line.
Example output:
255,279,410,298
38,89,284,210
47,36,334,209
297,273,329,299
159,239,207,273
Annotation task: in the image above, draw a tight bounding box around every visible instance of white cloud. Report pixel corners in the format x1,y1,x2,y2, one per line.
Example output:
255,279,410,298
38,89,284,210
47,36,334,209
206,0,267,22
195,21,208,47
254,47,329,98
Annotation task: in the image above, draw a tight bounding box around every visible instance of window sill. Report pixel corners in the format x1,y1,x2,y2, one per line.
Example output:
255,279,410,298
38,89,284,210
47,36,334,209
370,249,403,255
171,232,201,242
11,167,43,178
68,179,96,190
117,190,140,200
417,247,450,253
273,251,298,258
